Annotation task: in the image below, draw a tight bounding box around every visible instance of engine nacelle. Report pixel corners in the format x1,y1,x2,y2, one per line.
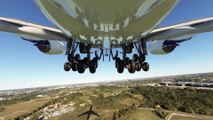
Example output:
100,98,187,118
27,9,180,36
149,40,179,54
34,40,64,54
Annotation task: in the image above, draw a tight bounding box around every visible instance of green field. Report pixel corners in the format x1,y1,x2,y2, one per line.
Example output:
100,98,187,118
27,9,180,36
123,109,163,120
49,107,113,120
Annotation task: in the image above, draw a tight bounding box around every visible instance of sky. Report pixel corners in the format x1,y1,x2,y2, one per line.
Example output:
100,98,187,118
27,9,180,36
0,0,213,90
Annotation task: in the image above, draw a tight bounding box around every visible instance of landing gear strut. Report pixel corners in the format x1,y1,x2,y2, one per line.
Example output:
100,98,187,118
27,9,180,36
64,40,102,74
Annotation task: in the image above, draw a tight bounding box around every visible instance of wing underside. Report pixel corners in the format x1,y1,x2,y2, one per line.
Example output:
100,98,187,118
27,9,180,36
0,17,67,41
145,16,213,41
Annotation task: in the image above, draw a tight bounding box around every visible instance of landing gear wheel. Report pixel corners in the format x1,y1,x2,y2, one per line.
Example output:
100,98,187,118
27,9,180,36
117,59,124,74
142,62,149,72
125,57,130,65
139,55,146,63
133,54,139,62
75,54,81,62
135,63,141,71
128,60,136,73
67,54,73,62
64,62,71,71
72,63,77,71
77,61,85,73
83,57,89,66
89,59,97,74
115,58,120,68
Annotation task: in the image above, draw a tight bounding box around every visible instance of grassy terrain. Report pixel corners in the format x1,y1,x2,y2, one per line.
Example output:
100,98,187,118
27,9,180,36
0,97,51,119
170,114,213,120
1,73,213,119
123,109,162,120
129,86,213,115
49,107,113,120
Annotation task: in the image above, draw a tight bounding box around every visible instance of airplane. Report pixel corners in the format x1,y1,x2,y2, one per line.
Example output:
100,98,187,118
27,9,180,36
0,0,213,74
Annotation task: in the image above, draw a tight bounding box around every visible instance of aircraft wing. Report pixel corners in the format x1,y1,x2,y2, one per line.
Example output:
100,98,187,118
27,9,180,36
91,111,101,117
78,111,89,117
0,16,68,41
145,16,213,41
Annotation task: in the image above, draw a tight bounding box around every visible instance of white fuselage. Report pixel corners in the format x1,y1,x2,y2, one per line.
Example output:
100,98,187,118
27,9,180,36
35,0,179,44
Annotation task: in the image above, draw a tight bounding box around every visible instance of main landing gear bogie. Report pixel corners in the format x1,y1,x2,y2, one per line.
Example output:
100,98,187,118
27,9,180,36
113,41,150,74
115,54,150,74
64,41,102,74
64,56,100,74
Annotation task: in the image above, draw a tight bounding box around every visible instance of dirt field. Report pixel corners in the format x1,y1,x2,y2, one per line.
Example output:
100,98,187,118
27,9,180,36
0,97,51,120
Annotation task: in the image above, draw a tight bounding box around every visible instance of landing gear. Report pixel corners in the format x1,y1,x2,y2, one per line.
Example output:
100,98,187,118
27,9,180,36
136,63,141,71
71,63,77,71
64,40,102,74
63,38,150,74
75,54,81,62
133,54,139,62
64,62,71,71
89,58,98,74
116,58,124,73
77,60,85,74
111,40,150,73
142,62,149,71
128,60,136,73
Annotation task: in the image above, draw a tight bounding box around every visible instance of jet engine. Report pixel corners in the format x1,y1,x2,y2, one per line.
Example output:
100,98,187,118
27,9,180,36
34,40,64,54
149,40,180,54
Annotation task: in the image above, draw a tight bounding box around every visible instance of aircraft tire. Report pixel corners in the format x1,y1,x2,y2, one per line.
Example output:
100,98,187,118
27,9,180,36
125,57,130,65
128,60,136,73
77,61,85,74
72,63,77,71
75,54,81,62
140,55,146,63
142,62,149,72
67,54,73,62
64,62,71,71
133,54,139,62
136,63,141,71
83,57,89,66
115,58,120,68
117,59,124,73
89,59,96,74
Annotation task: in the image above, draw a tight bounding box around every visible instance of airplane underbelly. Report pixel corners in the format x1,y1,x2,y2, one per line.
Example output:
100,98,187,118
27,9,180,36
35,0,178,44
